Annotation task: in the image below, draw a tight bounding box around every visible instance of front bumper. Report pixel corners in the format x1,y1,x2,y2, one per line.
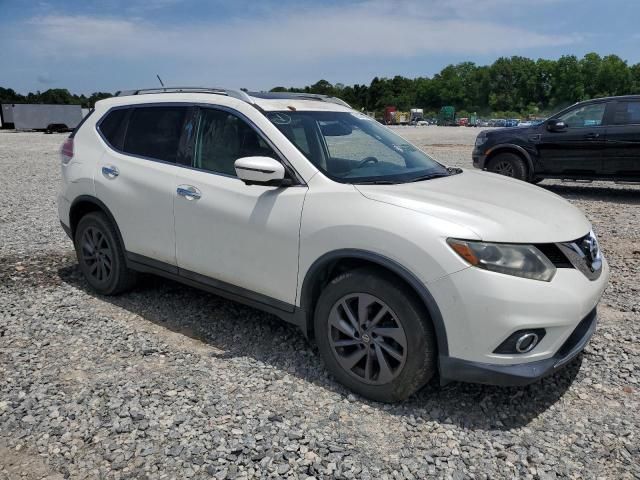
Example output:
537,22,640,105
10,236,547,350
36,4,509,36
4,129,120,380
440,307,598,386
471,148,486,169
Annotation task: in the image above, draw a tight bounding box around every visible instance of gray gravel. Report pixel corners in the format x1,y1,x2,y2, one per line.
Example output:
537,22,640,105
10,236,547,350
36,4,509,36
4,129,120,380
1,128,639,479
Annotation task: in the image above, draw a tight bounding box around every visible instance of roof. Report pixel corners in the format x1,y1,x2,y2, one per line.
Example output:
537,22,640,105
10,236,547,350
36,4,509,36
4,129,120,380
106,87,352,112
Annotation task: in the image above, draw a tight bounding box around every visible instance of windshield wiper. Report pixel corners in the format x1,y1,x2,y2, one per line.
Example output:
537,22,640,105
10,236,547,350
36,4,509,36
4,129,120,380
406,172,451,183
354,179,398,185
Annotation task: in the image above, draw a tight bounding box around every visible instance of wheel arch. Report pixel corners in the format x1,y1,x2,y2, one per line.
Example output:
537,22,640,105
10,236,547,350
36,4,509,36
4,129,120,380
69,195,126,250
485,144,534,178
300,249,448,356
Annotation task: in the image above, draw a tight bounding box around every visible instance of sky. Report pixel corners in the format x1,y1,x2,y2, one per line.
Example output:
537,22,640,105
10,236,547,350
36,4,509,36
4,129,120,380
1,0,639,95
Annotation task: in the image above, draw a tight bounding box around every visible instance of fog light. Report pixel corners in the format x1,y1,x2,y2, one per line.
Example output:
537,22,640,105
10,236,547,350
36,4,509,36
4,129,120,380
493,329,546,354
515,333,539,353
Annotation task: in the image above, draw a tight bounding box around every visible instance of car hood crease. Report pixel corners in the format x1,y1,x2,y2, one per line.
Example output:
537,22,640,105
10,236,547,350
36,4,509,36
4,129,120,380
355,170,591,244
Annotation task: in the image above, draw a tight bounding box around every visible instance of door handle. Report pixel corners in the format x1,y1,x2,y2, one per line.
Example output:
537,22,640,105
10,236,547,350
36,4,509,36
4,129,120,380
585,133,600,140
177,185,201,200
101,165,119,179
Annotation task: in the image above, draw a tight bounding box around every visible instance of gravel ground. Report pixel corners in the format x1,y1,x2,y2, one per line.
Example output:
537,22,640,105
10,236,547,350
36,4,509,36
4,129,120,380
1,127,639,479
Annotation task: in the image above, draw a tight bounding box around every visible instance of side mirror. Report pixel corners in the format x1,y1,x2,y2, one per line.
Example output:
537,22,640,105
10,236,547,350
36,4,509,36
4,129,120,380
546,119,567,132
234,156,287,186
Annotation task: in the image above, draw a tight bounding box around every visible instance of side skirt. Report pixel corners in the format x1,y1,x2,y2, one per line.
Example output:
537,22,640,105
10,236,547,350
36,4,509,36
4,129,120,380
125,252,307,330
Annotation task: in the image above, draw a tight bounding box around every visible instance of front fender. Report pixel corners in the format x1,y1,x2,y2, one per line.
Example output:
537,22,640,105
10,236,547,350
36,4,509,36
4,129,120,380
485,143,535,174
299,248,451,355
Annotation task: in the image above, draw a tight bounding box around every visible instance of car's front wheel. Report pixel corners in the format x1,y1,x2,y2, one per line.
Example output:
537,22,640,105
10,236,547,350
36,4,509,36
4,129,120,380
487,152,528,181
314,268,436,402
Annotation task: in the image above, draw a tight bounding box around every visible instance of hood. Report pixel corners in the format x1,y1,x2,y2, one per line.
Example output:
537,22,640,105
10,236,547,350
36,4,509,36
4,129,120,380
480,125,536,136
355,170,591,243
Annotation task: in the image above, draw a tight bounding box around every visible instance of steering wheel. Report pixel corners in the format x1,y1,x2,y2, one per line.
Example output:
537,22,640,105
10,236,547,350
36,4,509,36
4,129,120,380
355,156,379,169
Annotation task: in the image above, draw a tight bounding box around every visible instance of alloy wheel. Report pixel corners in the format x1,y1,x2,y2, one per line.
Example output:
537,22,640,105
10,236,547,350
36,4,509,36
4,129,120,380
493,160,515,177
80,227,113,283
327,293,408,385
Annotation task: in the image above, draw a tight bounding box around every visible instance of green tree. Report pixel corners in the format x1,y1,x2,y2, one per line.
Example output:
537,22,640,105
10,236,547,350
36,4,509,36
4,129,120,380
551,55,584,106
631,63,640,92
595,55,632,96
0,87,25,104
580,52,602,99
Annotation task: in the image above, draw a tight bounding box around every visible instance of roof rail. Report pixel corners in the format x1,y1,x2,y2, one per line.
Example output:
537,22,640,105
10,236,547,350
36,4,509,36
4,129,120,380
113,87,352,109
115,87,254,104
247,91,352,108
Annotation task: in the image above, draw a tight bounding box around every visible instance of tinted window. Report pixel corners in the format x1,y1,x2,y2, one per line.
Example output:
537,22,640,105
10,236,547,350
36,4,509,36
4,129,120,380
193,109,277,176
99,108,129,149
612,101,640,125
558,103,606,128
123,107,188,162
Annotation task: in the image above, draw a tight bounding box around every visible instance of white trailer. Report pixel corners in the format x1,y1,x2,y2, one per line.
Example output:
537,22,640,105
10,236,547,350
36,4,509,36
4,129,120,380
409,108,424,124
1,104,15,127
0,104,83,130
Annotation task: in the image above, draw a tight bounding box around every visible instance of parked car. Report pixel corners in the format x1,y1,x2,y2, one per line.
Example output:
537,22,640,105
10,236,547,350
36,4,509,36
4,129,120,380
59,87,608,402
473,95,640,183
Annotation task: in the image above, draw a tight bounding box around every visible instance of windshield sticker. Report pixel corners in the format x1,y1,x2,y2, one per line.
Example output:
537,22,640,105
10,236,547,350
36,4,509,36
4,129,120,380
268,113,291,125
392,144,417,153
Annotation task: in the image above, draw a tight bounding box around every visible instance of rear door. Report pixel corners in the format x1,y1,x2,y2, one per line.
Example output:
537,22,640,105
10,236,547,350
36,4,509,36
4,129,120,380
95,104,193,266
603,99,640,178
537,102,608,175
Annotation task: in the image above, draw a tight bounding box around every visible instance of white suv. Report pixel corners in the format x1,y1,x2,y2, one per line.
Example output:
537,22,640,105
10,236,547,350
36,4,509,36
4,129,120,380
58,87,609,402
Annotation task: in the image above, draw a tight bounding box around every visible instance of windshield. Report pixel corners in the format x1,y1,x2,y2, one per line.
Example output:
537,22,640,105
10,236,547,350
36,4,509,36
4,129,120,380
266,110,449,184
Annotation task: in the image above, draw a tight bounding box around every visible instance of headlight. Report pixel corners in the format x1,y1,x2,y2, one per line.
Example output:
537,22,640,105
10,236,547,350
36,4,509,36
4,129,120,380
447,239,556,282
475,135,488,147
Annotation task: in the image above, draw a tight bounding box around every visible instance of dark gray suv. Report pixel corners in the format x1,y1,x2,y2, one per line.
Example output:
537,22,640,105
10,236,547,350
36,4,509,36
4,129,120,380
473,95,640,183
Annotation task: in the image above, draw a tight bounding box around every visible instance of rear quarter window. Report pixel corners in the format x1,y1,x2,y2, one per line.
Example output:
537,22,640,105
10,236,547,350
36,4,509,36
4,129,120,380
98,108,129,150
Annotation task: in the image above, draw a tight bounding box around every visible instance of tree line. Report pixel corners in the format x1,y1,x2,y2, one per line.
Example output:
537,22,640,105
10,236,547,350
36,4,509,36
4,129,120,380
2,53,639,118
272,53,640,118
0,88,112,109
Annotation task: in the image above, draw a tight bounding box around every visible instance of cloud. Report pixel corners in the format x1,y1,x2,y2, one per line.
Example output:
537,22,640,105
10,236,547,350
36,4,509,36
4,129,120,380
4,0,581,91
36,73,54,85
19,1,578,64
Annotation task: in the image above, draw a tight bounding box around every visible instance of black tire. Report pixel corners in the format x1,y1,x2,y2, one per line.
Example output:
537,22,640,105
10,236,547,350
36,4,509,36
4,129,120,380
487,152,529,181
314,268,436,402
74,211,136,295
532,177,544,184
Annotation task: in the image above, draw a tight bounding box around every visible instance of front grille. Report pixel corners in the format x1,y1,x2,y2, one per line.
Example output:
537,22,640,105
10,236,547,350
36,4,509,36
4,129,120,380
535,243,573,268
557,231,603,281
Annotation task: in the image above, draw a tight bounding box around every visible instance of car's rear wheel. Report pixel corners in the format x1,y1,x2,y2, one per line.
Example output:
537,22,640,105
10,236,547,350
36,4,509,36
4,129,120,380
74,212,136,295
488,152,528,181
314,268,436,402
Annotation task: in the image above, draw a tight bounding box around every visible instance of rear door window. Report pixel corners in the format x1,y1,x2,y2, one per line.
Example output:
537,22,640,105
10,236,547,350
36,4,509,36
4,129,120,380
612,101,640,125
123,106,189,162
